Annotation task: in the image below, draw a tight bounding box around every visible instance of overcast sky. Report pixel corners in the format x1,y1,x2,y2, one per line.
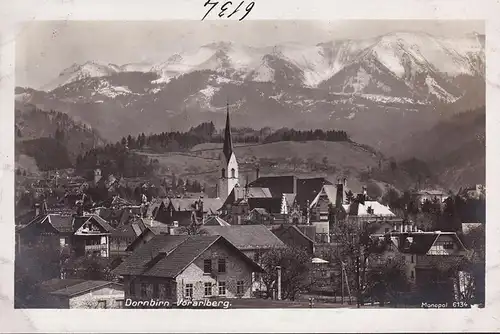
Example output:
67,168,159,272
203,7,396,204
15,20,484,89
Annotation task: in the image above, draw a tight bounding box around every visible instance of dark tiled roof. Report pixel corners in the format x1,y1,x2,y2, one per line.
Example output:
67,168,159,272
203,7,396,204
295,177,332,209
274,225,315,245
39,279,86,293
201,225,285,250
114,235,190,276
47,214,74,233
144,235,220,277
50,280,122,297
248,176,295,197
248,197,282,214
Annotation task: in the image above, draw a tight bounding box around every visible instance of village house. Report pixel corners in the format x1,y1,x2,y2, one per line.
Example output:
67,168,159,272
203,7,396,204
374,231,468,287
17,205,114,258
113,235,263,306
199,225,286,294
416,189,449,204
38,279,124,309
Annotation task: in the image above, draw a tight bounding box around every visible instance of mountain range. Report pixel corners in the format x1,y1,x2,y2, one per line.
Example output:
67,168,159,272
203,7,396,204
15,31,486,188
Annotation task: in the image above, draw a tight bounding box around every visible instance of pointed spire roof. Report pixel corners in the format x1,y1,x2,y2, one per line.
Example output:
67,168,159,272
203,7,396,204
222,101,234,163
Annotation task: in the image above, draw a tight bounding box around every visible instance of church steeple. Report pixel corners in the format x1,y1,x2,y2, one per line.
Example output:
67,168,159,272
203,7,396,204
222,101,233,163
219,100,239,200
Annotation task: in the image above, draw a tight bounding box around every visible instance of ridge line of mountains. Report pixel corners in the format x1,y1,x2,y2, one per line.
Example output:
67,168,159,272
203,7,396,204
15,31,486,191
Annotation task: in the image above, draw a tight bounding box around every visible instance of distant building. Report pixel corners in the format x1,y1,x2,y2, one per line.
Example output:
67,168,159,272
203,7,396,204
113,235,263,305
459,184,485,200
148,197,222,227
416,189,449,204
273,225,316,256
38,279,124,309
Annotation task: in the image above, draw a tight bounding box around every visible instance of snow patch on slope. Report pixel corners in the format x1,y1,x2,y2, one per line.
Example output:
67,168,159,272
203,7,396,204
425,75,458,102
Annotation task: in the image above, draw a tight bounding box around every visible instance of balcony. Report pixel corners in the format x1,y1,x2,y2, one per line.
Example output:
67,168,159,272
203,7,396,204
85,244,108,251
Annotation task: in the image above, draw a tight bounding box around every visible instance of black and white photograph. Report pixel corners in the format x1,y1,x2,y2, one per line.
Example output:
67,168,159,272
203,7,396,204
12,19,486,312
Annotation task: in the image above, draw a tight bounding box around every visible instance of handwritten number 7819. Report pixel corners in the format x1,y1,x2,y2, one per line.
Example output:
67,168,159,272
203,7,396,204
202,1,255,21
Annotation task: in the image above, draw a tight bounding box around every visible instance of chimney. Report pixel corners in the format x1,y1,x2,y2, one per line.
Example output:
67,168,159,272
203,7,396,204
216,183,219,198
343,178,347,187
335,179,344,208
34,203,41,216
293,176,298,195
76,200,83,216
362,186,368,200
255,166,260,180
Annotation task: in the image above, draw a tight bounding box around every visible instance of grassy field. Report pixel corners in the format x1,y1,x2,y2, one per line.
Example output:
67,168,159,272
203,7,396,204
136,141,385,193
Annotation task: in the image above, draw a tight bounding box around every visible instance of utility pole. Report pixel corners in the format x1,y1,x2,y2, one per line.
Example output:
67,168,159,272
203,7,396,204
276,266,282,300
341,262,344,304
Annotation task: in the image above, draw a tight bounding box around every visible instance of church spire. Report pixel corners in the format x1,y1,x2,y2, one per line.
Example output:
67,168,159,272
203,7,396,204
222,100,233,163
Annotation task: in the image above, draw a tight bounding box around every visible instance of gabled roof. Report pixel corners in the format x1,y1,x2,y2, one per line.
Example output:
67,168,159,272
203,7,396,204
203,216,231,226
19,213,114,235
274,225,315,245
200,225,285,250
295,178,333,208
310,184,338,207
114,235,263,278
387,231,467,254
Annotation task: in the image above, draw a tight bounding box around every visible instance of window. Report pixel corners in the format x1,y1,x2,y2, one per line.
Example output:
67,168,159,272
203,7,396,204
146,284,154,298
443,242,454,250
218,281,226,295
97,300,107,309
116,299,124,308
384,228,390,233
185,284,193,298
221,168,226,178
236,281,244,295
411,255,414,264
231,168,236,178
159,284,167,299
129,282,135,296
254,252,260,263
140,283,147,297
411,270,415,279
204,282,212,296
218,258,226,273
204,259,212,274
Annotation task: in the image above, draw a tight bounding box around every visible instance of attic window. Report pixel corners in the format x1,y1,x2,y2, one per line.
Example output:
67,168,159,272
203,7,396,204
443,242,454,250
204,259,212,274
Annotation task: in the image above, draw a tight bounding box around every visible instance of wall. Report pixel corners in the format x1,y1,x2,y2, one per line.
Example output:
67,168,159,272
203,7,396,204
176,240,253,300
68,286,125,309
123,276,177,306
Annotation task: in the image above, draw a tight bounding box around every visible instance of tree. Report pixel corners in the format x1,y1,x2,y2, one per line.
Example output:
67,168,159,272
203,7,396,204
330,219,391,307
260,246,311,300
15,238,66,308
364,255,409,307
